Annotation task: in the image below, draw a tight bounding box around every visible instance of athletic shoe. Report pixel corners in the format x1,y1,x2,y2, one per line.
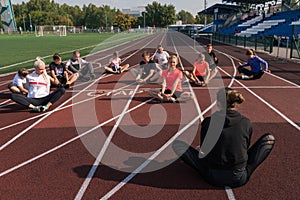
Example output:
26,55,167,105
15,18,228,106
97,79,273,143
33,106,42,112
195,82,202,86
40,105,49,112
169,97,176,103
242,75,250,80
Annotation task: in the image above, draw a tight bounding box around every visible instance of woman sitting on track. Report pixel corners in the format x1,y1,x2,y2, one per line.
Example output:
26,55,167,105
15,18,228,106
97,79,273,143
11,57,66,112
131,51,162,84
149,55,193,103
238,49,270,80
183,53,210,86
105,51,129,74
172,87,275,188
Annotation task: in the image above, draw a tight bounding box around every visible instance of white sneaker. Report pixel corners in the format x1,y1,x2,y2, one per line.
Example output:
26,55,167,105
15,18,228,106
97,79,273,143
242,75,250,80
169,97,176,102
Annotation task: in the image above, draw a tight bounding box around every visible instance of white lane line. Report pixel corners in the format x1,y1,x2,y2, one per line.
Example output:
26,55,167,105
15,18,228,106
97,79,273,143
267,72,300,88
74,84,140,200
0,80,11,87
212,48,300,88
100,104,214,200
101,33,240,200
169,33,203,121
220,68,300,131
0,33,160,132
0,33,150,72
0,81,137,132
74,32,165,199
0,32,156,148
0,99,12,108
0,97,153,178
0,77,100,151
225,186,236,200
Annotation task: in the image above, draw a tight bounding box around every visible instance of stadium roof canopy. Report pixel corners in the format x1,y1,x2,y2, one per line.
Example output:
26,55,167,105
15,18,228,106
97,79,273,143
222,0,273,4
198,4,242,15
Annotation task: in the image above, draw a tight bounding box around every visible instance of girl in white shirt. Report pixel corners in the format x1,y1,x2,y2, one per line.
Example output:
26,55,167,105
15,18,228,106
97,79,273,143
8,68,30,95
11,57,66,112
154,45,170,70
104,51,129,74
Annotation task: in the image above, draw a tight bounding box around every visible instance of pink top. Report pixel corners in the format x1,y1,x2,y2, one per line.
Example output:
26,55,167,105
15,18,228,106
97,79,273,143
109,57,121,67
162,69,183,92
194,61,209,76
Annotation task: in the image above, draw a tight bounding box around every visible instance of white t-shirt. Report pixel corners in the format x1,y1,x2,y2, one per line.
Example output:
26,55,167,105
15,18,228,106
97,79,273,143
12,74,27,87
109,57,121,67
65,57,88,72
154,51,170,65
26,72,51,98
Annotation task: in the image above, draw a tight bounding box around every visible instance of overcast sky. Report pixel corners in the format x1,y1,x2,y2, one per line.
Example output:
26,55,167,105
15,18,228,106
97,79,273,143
12,0,222,16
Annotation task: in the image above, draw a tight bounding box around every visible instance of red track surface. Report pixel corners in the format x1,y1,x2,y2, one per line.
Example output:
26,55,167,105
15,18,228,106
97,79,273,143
0,32,299,200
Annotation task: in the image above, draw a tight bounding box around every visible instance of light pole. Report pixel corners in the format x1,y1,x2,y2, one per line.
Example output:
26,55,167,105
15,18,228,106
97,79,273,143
105,11,107,32
29,13,32,32
204,0,207,26
22,14,26,32
66,14,69,27
143,12,146,32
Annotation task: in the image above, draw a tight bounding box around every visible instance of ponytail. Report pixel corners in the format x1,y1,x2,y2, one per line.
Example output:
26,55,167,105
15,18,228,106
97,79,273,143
34,57,45,68
217,87,245,109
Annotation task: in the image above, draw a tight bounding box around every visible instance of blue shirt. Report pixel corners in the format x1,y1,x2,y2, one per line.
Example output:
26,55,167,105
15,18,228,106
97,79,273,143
242,56,268,72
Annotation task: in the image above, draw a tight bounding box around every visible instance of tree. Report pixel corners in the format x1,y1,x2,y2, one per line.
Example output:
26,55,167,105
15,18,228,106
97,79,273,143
83,3,101,28
144,1,176,27
115,13,137,30
12,0,178,30
177,10,196,24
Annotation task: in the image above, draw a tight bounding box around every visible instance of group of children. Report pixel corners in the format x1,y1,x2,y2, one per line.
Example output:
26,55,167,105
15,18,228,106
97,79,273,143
8,44,269,111
6,44,275,189
8,50,96,112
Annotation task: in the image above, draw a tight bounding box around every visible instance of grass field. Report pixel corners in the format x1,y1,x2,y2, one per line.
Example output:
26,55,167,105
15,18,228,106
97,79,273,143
0,32,148,74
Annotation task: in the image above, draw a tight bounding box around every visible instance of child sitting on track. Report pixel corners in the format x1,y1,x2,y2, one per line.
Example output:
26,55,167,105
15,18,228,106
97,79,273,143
206,44,219,82
149,55,193,103
183,53,210,86
105,51,129,74
154,45,170,70
49,53,78,89
131,51,162,84
8,68,30,95
238,49,270,80
65,50,96,81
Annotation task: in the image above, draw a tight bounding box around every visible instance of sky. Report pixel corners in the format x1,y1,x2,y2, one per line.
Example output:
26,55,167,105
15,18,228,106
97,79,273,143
11,0,222,16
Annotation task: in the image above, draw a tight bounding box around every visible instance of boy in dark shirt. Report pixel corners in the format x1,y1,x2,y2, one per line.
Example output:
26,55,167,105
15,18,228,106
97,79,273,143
131,51,162,84
49,53,78,88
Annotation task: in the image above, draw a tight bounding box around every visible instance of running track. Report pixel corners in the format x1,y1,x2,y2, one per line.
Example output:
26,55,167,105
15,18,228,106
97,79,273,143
0,32,299,200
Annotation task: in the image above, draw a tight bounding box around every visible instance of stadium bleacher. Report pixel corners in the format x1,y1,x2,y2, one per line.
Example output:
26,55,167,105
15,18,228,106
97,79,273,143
219,9,300,38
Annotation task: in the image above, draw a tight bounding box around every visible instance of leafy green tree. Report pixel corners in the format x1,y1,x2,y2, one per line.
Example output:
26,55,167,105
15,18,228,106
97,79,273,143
177,10,196,24
144,1,176,27
83,3,101,28
11,0,179,30
115,13,137,30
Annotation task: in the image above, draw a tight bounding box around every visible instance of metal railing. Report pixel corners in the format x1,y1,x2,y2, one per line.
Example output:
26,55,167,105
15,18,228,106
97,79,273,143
210,33,274,54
